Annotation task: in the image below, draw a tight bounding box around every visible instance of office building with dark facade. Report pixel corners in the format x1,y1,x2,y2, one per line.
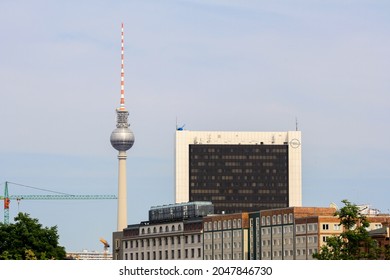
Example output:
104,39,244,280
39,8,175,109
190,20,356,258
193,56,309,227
175,131,302,214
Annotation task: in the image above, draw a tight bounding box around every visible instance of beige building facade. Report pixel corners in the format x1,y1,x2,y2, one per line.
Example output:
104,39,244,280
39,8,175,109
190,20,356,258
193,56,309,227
203,212,249,260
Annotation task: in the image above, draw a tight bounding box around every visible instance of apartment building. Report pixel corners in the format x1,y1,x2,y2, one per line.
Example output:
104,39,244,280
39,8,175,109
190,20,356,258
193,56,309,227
203,212,249,260
113,201,213,260
249,207,337,260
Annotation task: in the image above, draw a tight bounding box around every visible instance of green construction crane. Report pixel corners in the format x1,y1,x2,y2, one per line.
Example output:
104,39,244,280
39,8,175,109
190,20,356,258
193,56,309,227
1,181,117,225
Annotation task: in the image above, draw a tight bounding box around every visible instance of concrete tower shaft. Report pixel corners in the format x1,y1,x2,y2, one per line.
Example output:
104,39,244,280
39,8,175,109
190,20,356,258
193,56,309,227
110,22,134,232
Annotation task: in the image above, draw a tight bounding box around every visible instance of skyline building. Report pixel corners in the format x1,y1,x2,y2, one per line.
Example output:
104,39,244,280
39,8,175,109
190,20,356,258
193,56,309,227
175,130,302,214
113,202,212,260
110,23,135,232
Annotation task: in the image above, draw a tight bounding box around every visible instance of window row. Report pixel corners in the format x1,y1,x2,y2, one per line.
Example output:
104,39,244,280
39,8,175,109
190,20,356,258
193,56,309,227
124,248,202,260
260,225,293,236
260,248,318,258
204,242,242,250
204,253,242,260
140,224,182,235
322,223,343,231
204,219,242,231
261,214,294,226
204,230,242,240
124,235,201,249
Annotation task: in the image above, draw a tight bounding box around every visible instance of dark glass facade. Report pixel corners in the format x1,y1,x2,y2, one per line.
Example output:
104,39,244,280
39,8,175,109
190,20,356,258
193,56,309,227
189,144,289,214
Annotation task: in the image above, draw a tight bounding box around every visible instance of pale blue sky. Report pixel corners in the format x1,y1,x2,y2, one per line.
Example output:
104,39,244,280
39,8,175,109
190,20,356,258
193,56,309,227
1,0,389,252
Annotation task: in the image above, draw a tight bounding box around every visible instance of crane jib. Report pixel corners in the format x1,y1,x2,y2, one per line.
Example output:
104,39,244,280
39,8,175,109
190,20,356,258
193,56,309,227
8,195,117,200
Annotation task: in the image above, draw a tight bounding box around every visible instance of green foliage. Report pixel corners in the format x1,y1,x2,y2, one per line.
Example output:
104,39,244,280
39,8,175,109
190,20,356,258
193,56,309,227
313,199,382,260
0,213,66,260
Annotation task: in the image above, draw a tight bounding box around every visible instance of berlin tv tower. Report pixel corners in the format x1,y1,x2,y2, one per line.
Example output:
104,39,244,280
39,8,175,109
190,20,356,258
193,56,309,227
110,23,135,231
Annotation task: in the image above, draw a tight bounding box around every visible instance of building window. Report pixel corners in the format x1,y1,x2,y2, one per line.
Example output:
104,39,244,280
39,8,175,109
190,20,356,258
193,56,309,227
204,223,208,231
322,224,329,230
334,224,341,230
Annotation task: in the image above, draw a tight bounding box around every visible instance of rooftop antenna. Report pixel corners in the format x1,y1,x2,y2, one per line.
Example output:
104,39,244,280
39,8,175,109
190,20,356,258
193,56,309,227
176,117,185,131
295,117,299,131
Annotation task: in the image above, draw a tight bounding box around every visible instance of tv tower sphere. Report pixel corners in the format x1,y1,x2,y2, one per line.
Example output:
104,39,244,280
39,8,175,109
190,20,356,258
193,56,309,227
110,110,135,151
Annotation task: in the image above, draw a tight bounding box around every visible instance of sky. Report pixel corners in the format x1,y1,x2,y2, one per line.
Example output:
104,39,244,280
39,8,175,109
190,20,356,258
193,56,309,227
0,0,389,252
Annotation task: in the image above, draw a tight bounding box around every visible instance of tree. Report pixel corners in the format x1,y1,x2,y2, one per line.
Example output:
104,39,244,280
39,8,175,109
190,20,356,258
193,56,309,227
313,199,382,260
0,213,66,260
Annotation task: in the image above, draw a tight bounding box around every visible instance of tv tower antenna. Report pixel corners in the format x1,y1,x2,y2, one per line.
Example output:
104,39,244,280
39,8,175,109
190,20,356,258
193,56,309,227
110,22,135,232
119,22,125,111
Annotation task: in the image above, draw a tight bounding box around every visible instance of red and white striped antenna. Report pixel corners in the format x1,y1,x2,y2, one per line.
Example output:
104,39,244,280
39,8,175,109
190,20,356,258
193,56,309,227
119,22,126,111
